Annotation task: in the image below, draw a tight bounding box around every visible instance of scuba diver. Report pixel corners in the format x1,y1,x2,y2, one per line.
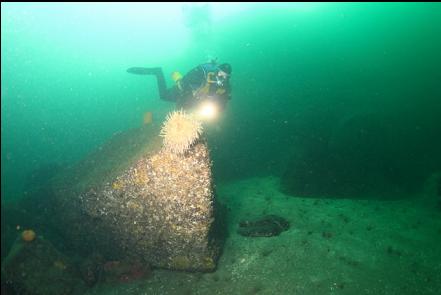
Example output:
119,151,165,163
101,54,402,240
127,61,232,119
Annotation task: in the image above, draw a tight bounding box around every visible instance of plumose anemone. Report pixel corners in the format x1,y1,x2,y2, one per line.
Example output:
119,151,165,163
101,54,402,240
160,109,203,154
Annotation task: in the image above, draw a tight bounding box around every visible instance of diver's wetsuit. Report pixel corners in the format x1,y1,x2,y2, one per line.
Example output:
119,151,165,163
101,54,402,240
127,63,231,110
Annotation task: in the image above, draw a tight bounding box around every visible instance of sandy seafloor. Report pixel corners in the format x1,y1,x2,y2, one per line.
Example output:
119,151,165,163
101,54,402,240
85,176,441,295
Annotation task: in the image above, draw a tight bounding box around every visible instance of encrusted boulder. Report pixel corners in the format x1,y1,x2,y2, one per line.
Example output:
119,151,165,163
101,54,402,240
46,124,223,272
1,234,86,295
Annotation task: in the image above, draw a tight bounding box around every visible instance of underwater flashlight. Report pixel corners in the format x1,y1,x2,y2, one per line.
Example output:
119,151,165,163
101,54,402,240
197,100,218,121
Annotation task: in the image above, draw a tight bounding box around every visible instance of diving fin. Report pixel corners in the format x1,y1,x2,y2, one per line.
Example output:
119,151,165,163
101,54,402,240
127,67,161,75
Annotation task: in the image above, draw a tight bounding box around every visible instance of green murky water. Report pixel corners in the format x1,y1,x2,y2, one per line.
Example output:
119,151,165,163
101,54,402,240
2,3,441,294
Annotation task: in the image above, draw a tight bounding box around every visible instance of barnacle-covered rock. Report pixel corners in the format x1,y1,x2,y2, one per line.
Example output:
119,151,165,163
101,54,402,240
47,124,224,272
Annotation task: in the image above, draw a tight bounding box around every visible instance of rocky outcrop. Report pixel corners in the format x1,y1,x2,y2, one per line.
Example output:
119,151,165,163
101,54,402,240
2,234,86,295
44,124,223,272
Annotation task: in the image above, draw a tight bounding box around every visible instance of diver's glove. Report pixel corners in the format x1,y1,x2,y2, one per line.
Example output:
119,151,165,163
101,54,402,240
127,67,162,75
